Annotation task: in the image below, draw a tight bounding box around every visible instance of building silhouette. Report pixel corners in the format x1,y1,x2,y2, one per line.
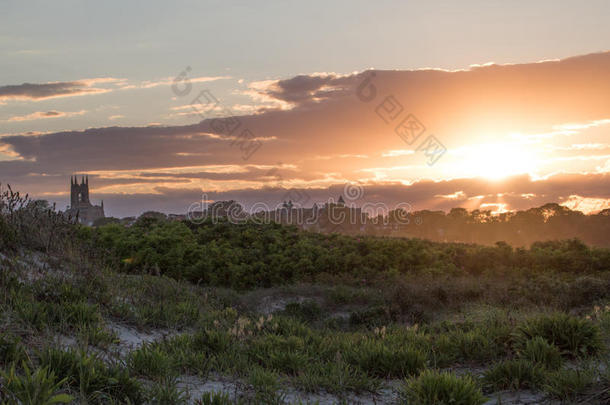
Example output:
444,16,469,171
66,175,105,225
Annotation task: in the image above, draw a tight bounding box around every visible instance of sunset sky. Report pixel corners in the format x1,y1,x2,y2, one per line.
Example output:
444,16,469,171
1,0,610,217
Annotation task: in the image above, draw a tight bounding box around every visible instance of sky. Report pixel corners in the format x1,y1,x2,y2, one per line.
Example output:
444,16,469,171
1,0,610,217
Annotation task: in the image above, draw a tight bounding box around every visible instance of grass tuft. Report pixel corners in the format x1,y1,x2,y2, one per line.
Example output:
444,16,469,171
514,313,602,358
400,369,486,405
483,359,544,391
543,368,595,401
518,336,562,369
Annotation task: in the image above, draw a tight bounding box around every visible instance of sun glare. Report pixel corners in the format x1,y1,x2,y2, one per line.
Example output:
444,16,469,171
457,143,538,180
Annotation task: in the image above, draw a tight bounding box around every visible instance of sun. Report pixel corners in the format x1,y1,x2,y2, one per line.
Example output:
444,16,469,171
457,142,538,180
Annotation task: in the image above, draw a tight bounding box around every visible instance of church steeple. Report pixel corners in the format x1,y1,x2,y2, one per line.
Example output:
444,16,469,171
67,174,105,225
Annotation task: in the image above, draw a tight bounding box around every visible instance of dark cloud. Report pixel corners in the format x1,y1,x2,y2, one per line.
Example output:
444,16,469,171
264,74,352,104
0,80,111,101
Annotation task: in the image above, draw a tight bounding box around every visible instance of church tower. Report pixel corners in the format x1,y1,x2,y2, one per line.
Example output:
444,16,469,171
71,175,91,208
67,175,104,225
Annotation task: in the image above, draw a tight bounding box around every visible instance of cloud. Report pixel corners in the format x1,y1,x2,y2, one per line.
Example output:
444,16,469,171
0,78,121,102
53,172,610,218
262,74,350,104
124,75,232,90
2,52,610,216
0,75,230,103
382,150,416,157
436,191,467,200
5,110,87,122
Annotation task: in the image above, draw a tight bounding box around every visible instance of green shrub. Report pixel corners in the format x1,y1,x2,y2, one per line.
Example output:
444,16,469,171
147,376,188,404
266,348,309,376
400,369,486,405
344,340,426,378
515,313,602,357
295,360,379,394
156,334,210,374
38,347,143,403
0,333,27,365
15,298,49,330
37,347,80,381
543,368,595,401
136,299,200,328
0,186,79,254
349,306,393,328
127,343,175,379
191,329,233,354
518,336,562,369
447,327,508,363
196,391,234,405
247,366,285,404
283,300,322,323
62,301,101,328
76,324,118,348
483,359,544,390
0,362,73,405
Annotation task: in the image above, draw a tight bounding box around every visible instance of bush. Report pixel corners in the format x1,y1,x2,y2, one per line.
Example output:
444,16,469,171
483,359,544,390
515,313,602,357
344,340,426,378
0,333,26,365
543,368,595,401
127,343,175,379
191,329,233,354
0,362,73,405
295,360,379,394
196,391,234,405
0,185,79,254
401,369,486,405
147,376,187,404
283,300,322,323
38,347,143,403
247,366,285,403
518,336,562,369
349,306,393,328
447,327,509,363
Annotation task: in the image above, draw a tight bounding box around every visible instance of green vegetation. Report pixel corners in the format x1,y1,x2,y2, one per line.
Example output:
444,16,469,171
543,368,596,401
196,391,234,405
514,312,603,357
1,188,609,403
400,370,486,405
483,359,544,390
0,363,73,405
518,336,562,369
91,217,610,290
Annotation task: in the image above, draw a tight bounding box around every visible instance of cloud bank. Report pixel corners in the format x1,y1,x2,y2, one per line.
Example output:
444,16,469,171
1,52,610,216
